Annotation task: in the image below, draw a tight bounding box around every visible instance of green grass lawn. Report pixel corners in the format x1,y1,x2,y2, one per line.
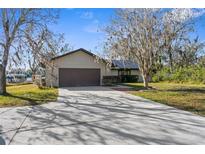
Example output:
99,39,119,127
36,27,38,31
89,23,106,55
125,82,205,116
0,83,58,107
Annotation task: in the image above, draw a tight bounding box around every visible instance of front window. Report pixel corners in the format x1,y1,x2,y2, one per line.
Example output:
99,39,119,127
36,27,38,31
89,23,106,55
118,70,131,76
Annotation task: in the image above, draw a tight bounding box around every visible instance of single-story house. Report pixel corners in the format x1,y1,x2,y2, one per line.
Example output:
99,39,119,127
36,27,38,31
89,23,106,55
46,48,142,87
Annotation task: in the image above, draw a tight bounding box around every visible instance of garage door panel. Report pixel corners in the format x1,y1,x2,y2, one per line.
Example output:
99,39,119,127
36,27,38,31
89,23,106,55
59,68,100,87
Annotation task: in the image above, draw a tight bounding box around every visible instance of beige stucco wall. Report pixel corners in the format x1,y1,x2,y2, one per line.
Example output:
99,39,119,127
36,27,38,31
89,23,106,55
131,70,143,82
46,50,112,87
105,69,118,76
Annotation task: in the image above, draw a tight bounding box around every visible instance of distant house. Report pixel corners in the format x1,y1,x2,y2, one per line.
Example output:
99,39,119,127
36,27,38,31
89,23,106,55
46,48,142,87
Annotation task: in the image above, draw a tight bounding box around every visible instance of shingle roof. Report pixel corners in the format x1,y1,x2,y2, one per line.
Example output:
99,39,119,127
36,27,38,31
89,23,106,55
51,48,96,60
111,60,139,70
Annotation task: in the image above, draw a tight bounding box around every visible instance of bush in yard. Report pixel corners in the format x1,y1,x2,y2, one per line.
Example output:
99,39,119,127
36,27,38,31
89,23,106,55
152,67,171,82
152,65,205,84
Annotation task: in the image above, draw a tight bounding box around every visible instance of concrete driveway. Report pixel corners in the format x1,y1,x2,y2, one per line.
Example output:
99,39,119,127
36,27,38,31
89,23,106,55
1,86,205,145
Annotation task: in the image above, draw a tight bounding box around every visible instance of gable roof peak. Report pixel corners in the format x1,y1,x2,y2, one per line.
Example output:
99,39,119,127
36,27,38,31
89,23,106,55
51,48,98,60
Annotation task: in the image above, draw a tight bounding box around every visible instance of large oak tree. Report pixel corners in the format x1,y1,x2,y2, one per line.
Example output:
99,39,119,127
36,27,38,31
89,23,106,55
0,9,58,95
104,9,163,88
104,8,204,88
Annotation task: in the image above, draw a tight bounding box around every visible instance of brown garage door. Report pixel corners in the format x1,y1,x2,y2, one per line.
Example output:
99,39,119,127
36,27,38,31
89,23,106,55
59,68,100,87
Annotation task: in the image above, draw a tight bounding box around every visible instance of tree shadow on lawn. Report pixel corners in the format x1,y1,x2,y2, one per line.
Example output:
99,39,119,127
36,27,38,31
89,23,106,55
4,93,53,106
167,88,205,94
124,83,205,96
124,83,205,93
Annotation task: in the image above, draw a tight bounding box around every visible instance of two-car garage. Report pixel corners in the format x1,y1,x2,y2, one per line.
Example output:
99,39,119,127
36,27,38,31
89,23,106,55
59,68,100,87
46,48,107,87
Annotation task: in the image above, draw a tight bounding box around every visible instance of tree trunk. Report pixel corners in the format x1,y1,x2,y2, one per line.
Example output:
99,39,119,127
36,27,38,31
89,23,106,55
50,62,54,88
142,73,149,88
168,51,173,72
0,45,10,95
32,72,36,82
0,64,7,95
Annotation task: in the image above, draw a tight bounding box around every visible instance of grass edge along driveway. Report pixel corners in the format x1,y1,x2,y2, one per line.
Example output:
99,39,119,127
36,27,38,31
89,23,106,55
0,83,58,108
125,82,205,116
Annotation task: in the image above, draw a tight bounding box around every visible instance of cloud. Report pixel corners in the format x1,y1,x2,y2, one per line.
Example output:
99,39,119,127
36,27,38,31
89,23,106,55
80,11,94,19
164,9,205,23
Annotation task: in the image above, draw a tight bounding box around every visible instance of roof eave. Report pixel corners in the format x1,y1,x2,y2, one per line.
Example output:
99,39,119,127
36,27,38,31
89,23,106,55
51,48,107,64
